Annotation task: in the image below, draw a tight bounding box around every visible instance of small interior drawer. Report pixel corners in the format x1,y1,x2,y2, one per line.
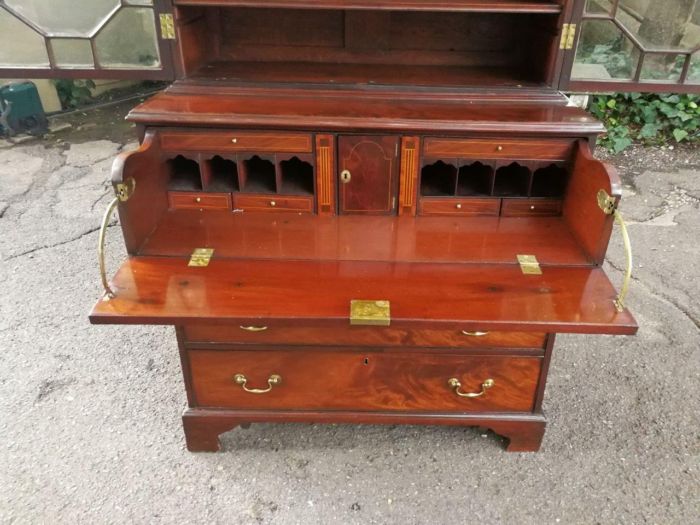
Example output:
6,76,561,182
182,324,547,350
233,194,314,213
501,198,563,217
188,348,541,413
423,138,573,161
419,197,500,216
160,130,313,154
168,191,231,210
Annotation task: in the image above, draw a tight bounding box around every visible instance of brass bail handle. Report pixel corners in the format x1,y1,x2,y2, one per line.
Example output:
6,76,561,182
598,190,633,312
98,197,120,300
613,208,633,313
234,373,282,394
98,178,135,300
448,378,495,398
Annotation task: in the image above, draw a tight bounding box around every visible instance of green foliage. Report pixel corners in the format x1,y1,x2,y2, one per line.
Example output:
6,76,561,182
589,93,700,153
53,79,96,109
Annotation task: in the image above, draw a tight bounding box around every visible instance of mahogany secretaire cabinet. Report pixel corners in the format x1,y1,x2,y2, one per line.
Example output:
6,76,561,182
5,0,700,452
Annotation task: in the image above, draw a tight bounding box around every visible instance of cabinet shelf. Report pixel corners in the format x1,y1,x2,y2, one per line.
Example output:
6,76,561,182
174,0,562,13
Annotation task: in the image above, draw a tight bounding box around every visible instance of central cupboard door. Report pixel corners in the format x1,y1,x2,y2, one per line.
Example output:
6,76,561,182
338,136,399,215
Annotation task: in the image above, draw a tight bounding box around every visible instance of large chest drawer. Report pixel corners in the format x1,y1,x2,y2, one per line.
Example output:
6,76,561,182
183,325,547,350
188,348,541,413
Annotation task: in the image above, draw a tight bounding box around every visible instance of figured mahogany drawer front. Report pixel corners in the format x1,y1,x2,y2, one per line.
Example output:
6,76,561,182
233,194,314,213
501,198,563,217
183,325,547,350
169,192,231,210
160,131,313,154
423,138,573,161
189,349,541,413
419,197,500,217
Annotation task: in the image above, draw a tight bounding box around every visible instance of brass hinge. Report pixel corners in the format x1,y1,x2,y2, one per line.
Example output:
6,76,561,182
517,255,542,275
159,13,176,40
115,177,135,202
189,248,214,267
597,189,617,215
350,300,391,327
560,23,577,50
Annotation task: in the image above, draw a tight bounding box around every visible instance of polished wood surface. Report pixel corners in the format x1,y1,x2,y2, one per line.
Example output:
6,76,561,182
160,130,313,153
182,324,548,349
501,198,562,217
136,212,591,265
128,90,605,135
169,192,232,210
188,348,541,412
182,408,547,452
423,137,573,160
174,0,563,13
339,136,399,215
90,256,637,334
232,194,314,213
563,140,621,265
419,197,501,217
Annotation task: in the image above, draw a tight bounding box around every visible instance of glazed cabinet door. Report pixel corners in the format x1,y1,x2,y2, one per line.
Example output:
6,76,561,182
561,0,700,93
338,135,400,215
0,0,175,79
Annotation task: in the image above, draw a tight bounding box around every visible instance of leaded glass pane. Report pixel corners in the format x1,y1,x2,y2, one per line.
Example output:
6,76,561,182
51,39,94,68
94,8,160,69
0,7,49,67
5,0,120,37
572,20,642,80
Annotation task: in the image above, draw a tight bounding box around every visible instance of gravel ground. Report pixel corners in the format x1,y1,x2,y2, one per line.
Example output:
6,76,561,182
0,109,698,524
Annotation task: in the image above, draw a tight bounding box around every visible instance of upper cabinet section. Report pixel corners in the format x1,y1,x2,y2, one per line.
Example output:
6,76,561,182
0,0,175,79
173,5,566,89
563,0,700,92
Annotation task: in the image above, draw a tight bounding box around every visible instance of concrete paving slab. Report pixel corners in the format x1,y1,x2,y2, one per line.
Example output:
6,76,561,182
0,113,698,524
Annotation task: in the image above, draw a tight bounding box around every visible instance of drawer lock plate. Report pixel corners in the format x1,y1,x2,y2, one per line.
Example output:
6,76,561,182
350,300,391,326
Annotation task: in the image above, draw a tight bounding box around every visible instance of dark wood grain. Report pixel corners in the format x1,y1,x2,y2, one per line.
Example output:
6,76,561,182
339,136,399,215
181,408,547,452
136,212,591,265
128,90,605,135
563,140,621,265
182,324,548,349
110,131,169,254
188,348,541,412
89,256,638,335
419,197,501,216
169,191,232,210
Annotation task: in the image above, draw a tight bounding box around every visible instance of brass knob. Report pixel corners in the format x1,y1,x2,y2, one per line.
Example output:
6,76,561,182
497,146,503,152
530,205,536,210
195,197,202,203
231,138,238,144
456,203,462,209
270,201,277,207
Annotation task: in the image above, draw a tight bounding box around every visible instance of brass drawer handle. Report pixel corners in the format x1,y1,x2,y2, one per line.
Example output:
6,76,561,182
240,325,268,332
234,374,281,394
448,378,495,398
461,331,489,337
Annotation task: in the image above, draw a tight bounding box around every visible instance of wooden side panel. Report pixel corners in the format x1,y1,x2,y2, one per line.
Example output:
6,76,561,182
563,140,620,265
315,135,337,215
110,131,168,254
338,135,399,215
188,349,542,413
398,136,420,216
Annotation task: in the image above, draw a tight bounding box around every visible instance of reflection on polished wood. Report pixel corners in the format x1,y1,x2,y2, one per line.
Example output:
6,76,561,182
90,256,636,334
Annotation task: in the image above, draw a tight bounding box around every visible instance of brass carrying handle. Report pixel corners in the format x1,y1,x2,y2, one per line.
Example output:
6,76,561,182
613,209,633,312
240,325,269,332
98,197,120,300
461,331,489,337
447,378,495,398
233,373,281,394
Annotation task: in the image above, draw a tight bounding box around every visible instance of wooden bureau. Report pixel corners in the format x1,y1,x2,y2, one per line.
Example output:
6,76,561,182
13,0,700,452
